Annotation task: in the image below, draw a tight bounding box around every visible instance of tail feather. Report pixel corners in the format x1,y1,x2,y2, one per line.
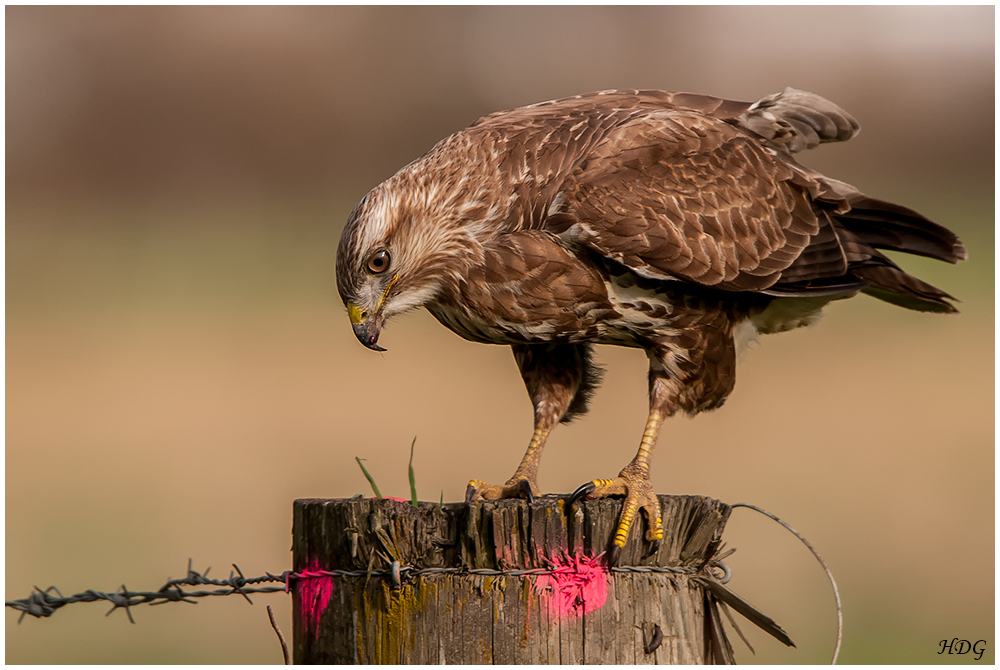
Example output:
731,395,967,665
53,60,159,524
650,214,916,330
732,89,965,315
853,257,959,314
770,197,964,314
837,195,964,314
836,195,967,263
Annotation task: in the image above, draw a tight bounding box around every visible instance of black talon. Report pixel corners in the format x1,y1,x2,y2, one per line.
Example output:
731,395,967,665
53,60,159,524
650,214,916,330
568,481,596,507
518,479,535,503
465,484,477,504
606,544,621,567
643,539,661,559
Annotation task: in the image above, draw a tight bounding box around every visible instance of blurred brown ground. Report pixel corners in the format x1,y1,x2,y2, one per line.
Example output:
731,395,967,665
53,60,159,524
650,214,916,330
5,6,993,664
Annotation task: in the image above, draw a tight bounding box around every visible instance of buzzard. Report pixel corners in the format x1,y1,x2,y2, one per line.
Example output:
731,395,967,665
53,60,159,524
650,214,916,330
336,88,965,564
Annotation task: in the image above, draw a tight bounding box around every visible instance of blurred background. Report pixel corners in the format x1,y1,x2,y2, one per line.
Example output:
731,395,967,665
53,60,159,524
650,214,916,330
6,6,993,664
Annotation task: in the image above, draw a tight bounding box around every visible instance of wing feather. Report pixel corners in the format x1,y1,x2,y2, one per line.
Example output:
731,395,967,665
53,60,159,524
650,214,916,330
462,88,960,311
549,109,830,291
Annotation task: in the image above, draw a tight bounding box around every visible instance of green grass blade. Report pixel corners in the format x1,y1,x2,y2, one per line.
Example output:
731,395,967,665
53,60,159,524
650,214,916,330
408,437,418,507
355,457,382,499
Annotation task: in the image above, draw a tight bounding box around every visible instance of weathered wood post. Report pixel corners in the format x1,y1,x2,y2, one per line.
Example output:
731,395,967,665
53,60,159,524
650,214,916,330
291,495,774,664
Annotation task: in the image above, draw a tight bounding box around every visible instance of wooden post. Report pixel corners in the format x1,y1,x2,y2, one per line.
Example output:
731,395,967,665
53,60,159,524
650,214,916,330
291,495,739,664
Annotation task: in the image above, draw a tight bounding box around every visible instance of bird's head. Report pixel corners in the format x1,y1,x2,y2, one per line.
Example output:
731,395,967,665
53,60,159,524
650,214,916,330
335,175,480,351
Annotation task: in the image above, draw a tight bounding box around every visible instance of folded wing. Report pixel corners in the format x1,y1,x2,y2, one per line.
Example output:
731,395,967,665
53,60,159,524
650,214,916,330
545,90,964,311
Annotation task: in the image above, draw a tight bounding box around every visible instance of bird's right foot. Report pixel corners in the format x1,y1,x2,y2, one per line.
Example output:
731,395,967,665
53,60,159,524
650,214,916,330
567,469,663,566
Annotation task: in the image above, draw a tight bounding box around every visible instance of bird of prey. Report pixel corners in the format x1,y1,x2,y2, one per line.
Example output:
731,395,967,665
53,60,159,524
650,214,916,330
336,88,965,564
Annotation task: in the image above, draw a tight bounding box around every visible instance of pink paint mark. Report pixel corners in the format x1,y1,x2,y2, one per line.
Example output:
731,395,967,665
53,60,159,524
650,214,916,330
383,497,409,503
533,553,609,616
295,558,334,640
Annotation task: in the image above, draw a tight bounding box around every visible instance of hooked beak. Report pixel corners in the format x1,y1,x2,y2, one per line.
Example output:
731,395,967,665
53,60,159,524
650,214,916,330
347,302,387,352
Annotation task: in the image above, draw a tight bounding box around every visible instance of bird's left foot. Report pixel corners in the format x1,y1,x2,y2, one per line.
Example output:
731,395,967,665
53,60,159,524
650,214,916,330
466,475,539,503
567,467,663,566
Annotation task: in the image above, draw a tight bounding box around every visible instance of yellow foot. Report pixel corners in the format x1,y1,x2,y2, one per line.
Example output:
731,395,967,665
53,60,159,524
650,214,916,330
465,476,539,503
567,471,664,566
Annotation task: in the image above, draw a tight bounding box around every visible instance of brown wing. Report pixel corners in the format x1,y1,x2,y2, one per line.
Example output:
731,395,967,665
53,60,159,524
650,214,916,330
545,107,847,292
467,88,962,309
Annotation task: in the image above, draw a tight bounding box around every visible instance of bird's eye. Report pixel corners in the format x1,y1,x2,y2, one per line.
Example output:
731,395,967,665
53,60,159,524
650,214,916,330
366,249,391,275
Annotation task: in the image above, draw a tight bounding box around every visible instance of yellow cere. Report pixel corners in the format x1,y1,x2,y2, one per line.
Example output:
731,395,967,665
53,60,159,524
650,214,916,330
347,302,367,325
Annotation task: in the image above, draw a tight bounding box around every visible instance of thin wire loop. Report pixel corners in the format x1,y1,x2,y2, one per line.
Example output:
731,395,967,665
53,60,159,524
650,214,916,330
731,503,842,664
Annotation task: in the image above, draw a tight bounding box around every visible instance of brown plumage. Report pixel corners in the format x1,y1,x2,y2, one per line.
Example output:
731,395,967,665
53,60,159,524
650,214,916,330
336,88,965,564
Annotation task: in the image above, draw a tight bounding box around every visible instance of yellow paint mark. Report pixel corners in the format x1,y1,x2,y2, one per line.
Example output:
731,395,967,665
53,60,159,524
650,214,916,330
353,575,443,664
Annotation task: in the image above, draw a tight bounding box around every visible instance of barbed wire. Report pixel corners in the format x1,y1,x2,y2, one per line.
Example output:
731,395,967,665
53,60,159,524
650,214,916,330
5,560,289,623
6,557,724,623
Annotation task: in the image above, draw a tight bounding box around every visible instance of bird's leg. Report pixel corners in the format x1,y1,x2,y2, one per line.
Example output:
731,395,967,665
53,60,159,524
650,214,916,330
569,358,676,565
466,413,556,503
467,343,597,503
568,408,666,565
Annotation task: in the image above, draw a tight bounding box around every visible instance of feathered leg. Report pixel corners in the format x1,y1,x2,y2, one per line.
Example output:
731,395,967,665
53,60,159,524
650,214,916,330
466,343,600,503
570,322,737,565
568,381,668,566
